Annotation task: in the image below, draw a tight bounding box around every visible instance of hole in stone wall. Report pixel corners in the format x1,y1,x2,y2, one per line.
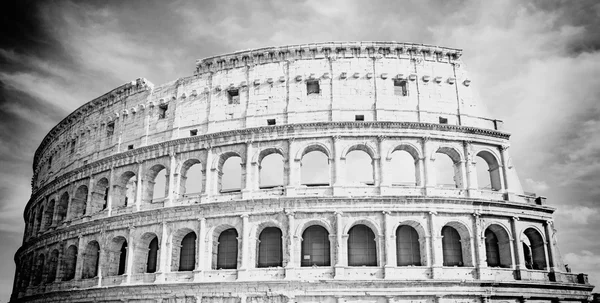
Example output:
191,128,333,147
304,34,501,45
394,79,408,96
128,145,134,150
190,129,198,136
107,122,115,136
158,104,168,119
307,80,320,95
227,89,240,104
355,115,364,121
439,117,448,124
267,119,276,125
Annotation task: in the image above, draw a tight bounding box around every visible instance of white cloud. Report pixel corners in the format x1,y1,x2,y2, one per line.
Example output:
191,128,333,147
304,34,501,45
524,178,550,193
565,250,600,287
557,205,599,225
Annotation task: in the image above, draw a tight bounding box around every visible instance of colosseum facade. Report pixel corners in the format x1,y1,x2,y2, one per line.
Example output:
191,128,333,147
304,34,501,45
11,42,594,303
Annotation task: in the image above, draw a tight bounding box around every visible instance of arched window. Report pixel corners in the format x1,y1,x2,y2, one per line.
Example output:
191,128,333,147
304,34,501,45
389,150,417,186
32,254,45,286
475,151,502,191
257,227,282,267
179,232,197,271
82,241,100,279
345,150,374,185
259,153,284,189
62,245,78,281
216,229,238,269
56,192,69,224
146,164,168,203
434,153,457,188
180,159,203,196
220,155,242,192
396,226,421,266
301,225,330,267
442,226,463,267
301,150,330,186
106,237,127,276
115,172,136,208
46,250,59,283
485,229,500,267
35,206,44,233
147,238,159,273
118,241,127,275
91,178,109,213
71,185,88,218
43,200,55,229
523,228,547,270
348,224,377,267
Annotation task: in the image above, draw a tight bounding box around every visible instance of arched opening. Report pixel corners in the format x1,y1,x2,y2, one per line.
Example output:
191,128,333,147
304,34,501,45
145,164,168,203
389,150,417,186
523,228,547,270
56,192,69,224
475,151,502,191
62,245,77,281
35,206,43,233
114,172,136,208
46,249,59,283
91,178,109,214
71,185,88,218
259,153,285,189
442,226,463,267
32,254,45,286
348,224,377,267
147,238,159,273
178,232,197,271
43,200,55,229
220,155,242,193
216,228,238,269
396,225,421,266
20,254,33,289
301,150,330,186
257,227,283,267
434,153,458,188
82,241,100,279
301,225,330,267
180,159,203,197
484,225,512,268
345,150,374,185
106,236,128,276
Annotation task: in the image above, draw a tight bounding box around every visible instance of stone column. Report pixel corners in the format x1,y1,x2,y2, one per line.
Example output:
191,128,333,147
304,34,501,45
195,218,206,281
472,213,485,278
155,222,170,282
242,142,253,199
86,177,94,216
463,141,476,194
544,221,556,271
422,137,433,195
74,236,85,280
428,211,442,278
511,217,525,278
166,153,177,207
203,148,214,200
375,136,385,188
239,214,250,271
286,139,297,196
499,145,510,192
334,211,345,278
135,162,143,211
383,211,395,278
285,211,296,279
332,136,344,195
107,168,114,217
125,226,135,283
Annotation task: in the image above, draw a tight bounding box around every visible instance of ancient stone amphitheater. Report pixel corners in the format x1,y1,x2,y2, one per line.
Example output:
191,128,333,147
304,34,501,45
11,42,594,303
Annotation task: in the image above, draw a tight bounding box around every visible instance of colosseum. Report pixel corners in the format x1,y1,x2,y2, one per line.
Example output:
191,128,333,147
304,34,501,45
10,42,594,303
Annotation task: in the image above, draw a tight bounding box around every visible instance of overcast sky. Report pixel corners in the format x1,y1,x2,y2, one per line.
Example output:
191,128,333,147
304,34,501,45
1,0,600,300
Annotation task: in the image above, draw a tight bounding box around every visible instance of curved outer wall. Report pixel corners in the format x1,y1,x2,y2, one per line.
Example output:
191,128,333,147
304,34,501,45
12,42,593,303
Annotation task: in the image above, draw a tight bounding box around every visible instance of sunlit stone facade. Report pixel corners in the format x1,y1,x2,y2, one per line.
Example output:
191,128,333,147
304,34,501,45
12,42,594,303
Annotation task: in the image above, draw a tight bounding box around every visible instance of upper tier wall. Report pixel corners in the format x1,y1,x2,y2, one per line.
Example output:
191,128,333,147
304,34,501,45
33,42,499,191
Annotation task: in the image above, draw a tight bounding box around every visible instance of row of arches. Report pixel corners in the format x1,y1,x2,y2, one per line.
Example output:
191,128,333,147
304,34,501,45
17,222,547,287
27,142,504,238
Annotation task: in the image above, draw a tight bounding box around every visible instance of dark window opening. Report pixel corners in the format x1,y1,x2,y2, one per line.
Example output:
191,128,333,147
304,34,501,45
485,229,501,267
117,242,127,275
179,233,197,271
348,224,377,266
228,89,240,104
267,119,276,126
442,226,463,266
70,140,76,154
102,187,109,210
301,226,330,267
48,156,52,169
394,79,408,96
158,104,168,119
439,117,448,124
396,226,421,266
146,238,158,273
307,80,320,95
355,115,364,121
128,145,134,150
107,122,115,136
258,227,282,267
216,229,238,269
190,129,198,136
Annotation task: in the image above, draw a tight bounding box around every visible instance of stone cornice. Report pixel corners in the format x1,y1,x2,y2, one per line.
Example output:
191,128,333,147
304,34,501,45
26,121,510,213
33,78,154,170
195,41,462,75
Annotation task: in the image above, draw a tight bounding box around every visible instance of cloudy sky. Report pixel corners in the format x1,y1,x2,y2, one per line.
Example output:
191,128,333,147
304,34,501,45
1,0,599,300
